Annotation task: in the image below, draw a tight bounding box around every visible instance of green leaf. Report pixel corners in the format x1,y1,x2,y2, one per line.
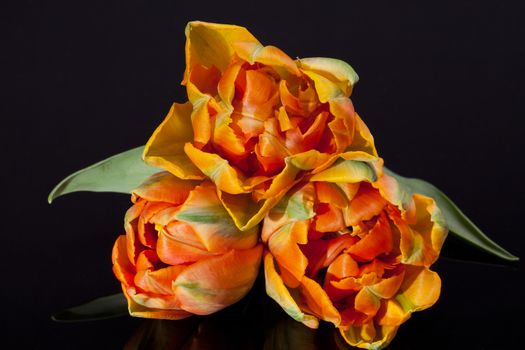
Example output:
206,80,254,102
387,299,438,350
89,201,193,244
52,293,128,322
48,146,159,203
385,167,519,262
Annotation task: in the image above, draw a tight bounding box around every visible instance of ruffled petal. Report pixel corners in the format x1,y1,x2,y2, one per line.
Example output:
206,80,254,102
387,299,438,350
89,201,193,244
300,276,341,326
343,184,387,226
264,252,319,329
268,221,309,285
143,102,205,180
298,57,359,97
133,172,199,204
233,41,300,77
184,143,247,194
394,195,448,266
340,322,398,350
183,21,260,84
395,266,441,314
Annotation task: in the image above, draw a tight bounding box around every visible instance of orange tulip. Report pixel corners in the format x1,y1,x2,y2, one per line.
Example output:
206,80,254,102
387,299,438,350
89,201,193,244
144,21,377,231
112,172,262,319
263,172,448,349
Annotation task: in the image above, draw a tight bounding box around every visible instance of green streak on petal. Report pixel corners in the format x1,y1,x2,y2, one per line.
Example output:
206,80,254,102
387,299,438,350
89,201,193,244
310,159,377,183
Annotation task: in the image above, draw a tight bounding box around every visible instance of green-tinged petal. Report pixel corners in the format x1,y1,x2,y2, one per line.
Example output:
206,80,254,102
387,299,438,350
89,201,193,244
268,221,309,284
143,102,205,180
310,158,377,183
174,182,258,252
183,21,260,83
373,173,415,220
263,150,331,200
384,167,519,262
340,322,398,350
125,288,192,320
395,266,441,314
301,69,345,103
51,293,128,322
174,245,262,315
184,143,247,194
298,57,359,97
132,172,199,204
218,190,283,231
48,146,159,203
233,41,300,77
264,252,319,329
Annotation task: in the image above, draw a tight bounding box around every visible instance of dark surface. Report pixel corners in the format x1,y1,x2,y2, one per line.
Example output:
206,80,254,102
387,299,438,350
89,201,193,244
3,0,525,348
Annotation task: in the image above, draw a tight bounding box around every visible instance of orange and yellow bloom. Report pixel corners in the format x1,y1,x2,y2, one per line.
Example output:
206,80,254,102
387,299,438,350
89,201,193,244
263,172,447,349
117,21,448,349
112,172,262,319
143,21,377,231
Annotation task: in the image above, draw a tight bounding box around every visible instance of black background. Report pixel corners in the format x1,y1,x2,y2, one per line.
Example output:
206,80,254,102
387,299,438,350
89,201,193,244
3,0,525,349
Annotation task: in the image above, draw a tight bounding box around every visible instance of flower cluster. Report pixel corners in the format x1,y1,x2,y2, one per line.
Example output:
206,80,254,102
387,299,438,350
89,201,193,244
112,21,447,349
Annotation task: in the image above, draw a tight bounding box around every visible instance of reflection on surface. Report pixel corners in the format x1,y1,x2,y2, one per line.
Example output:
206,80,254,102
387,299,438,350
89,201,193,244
123,311,362,350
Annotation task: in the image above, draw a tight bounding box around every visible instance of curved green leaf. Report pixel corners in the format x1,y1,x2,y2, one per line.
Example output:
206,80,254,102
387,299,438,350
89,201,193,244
48,146,159,203
52,293,128,322
385,167,519,262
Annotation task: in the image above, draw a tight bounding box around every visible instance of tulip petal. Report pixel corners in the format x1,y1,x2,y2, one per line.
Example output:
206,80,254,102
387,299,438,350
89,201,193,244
268,221,309,284
310,158,377,184
184,143,247,194
132,172,199,204
300,276,341,326
264,252,319,329
174,245,263,315
348,213,393,261
218,190,283,231
343,184,387,226
298,57,359,97
143,102,205,180
340,322,398,350
354,287,380,318
301,69,345,103
375,299,410,326
395,266,441,314
368,269,405,299
125,295,192,320
233,41,300,77
174,182,258,252
183,21,260,83
394,194,447,266
328,98,356,153
157,227,217,265
112,235,135,287
346,112,377,156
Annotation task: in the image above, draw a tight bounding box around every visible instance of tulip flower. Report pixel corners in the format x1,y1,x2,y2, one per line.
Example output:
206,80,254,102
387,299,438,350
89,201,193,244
262,169,448,349
143,21,377,231
112,172,262,319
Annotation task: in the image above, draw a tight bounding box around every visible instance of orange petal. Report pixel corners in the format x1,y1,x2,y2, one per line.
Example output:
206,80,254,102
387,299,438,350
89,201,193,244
264,252,319,328
268,221,309,283
354,287,380,318
112,235,135,287
348,213,393,261
174,245,263,315
344,184,387,226
133,172,199,204
395,266,441,313
300,276,341,326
